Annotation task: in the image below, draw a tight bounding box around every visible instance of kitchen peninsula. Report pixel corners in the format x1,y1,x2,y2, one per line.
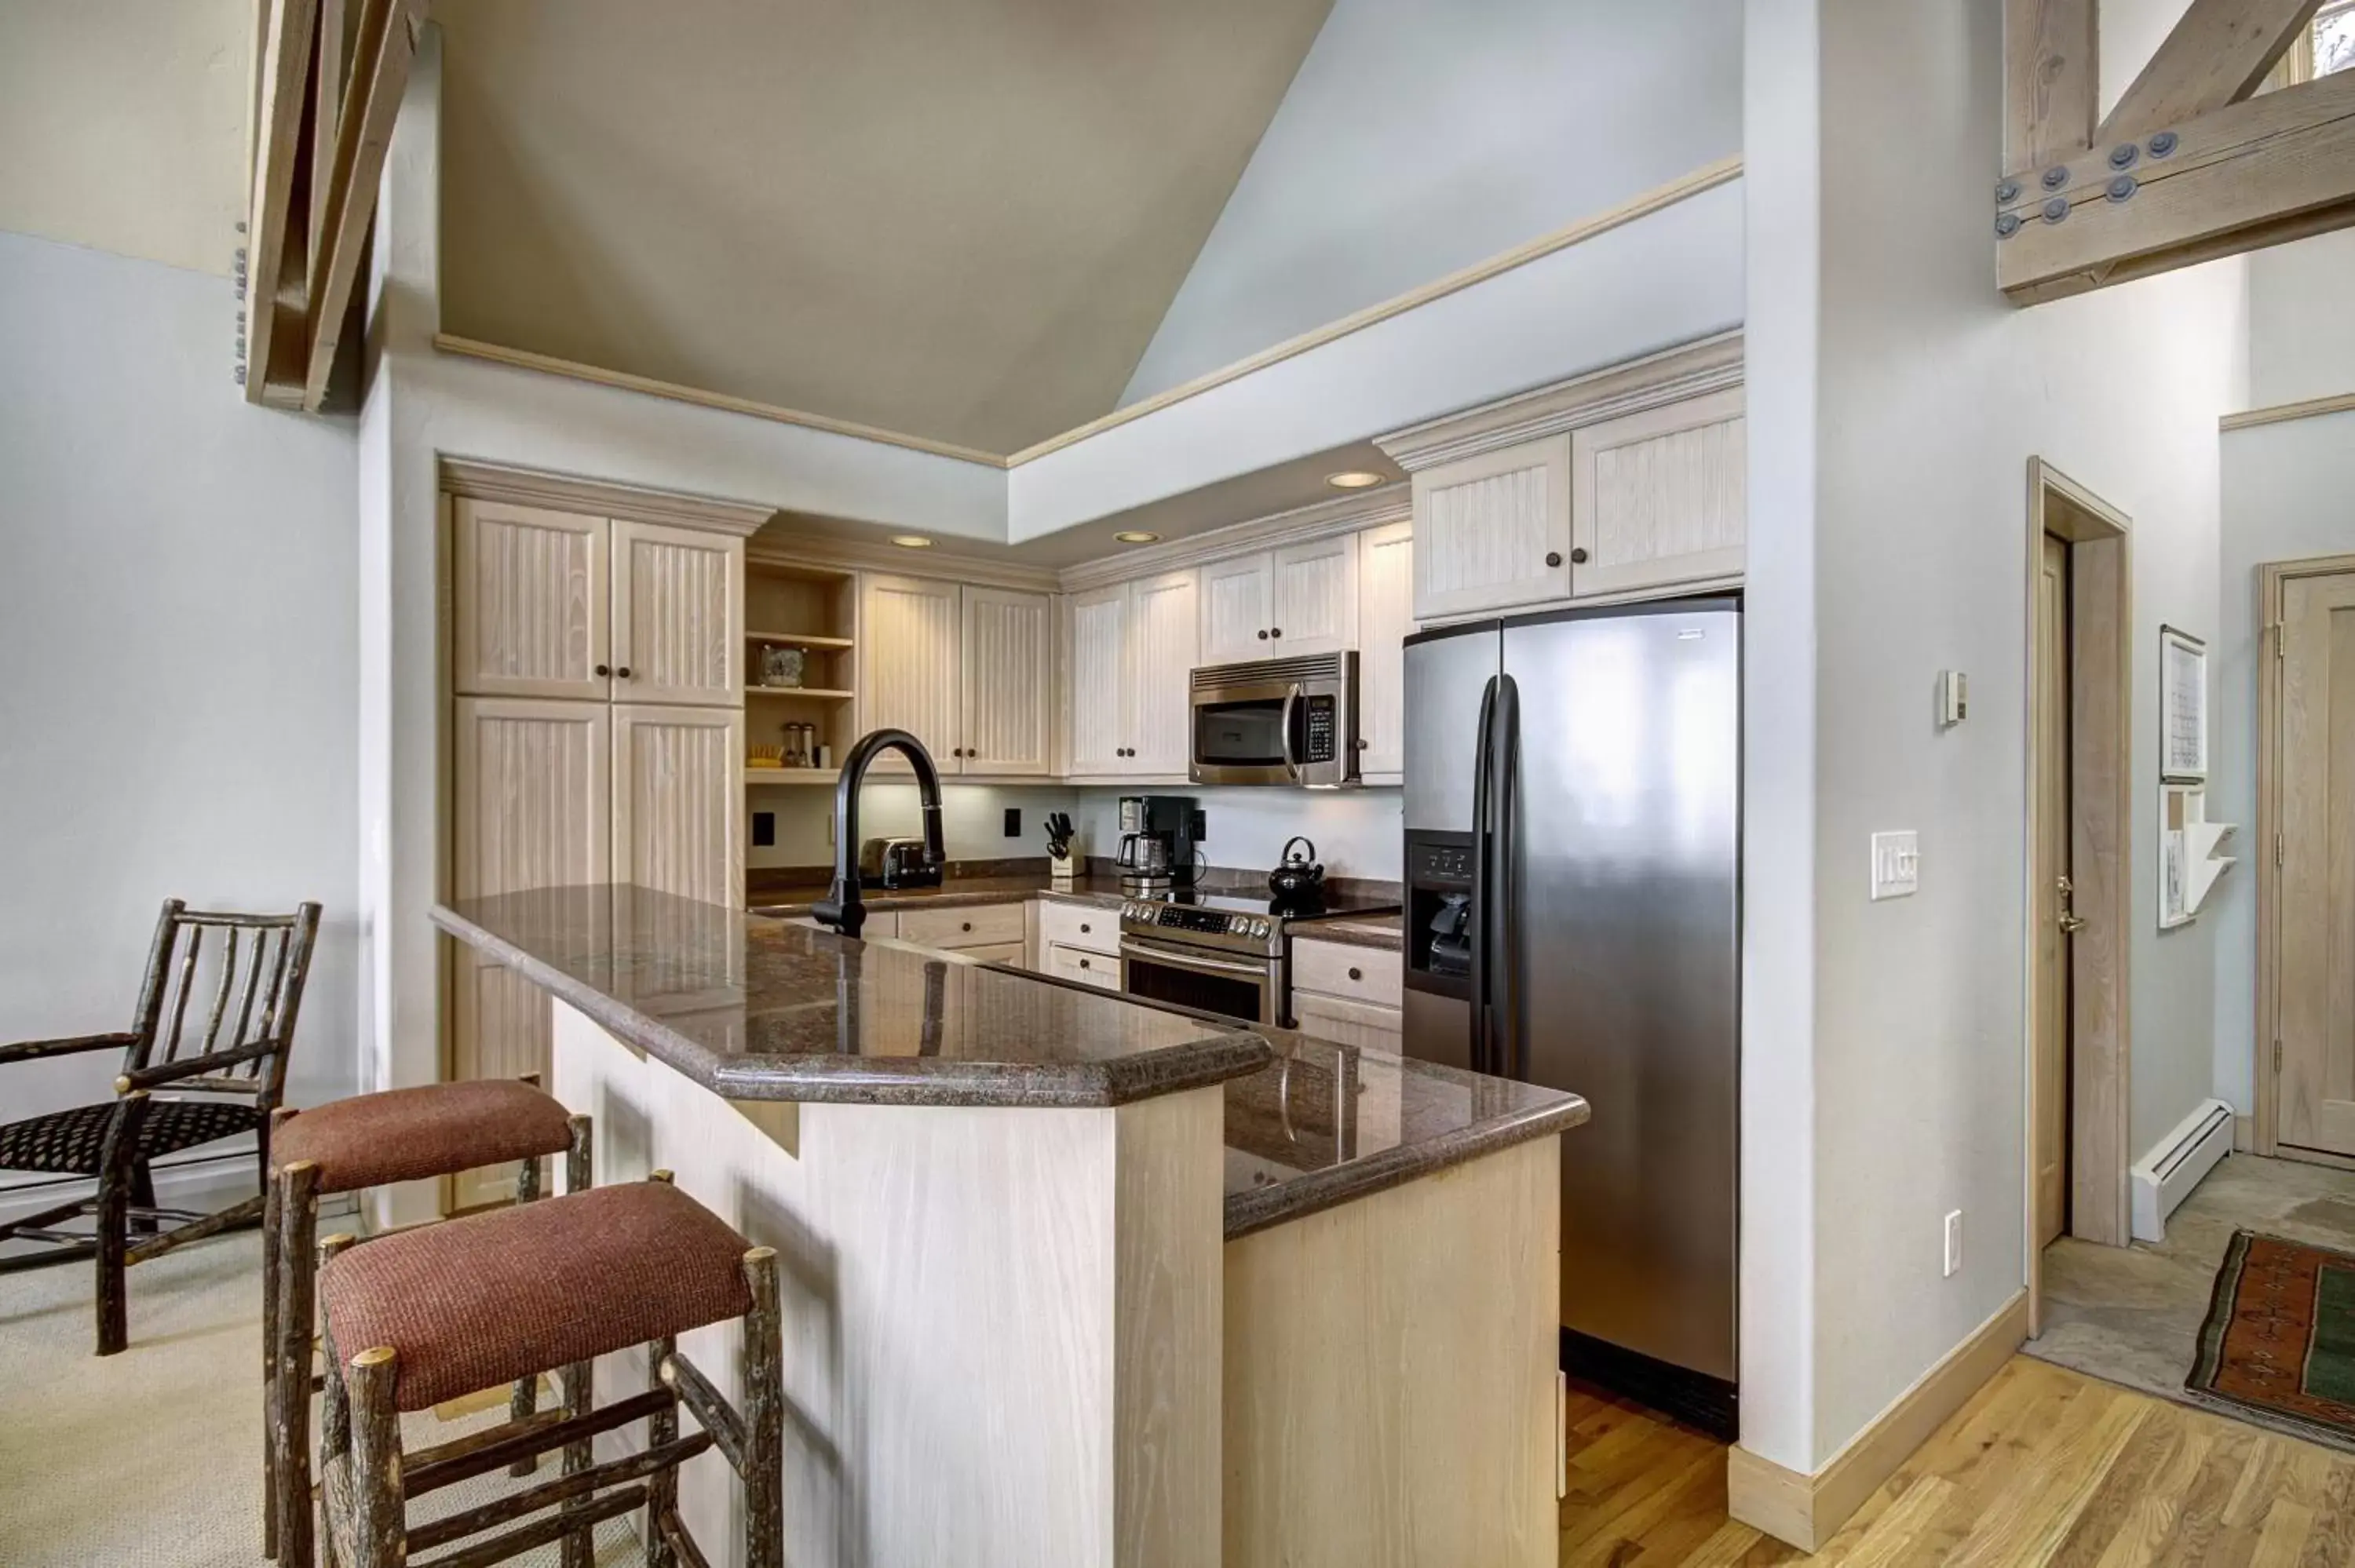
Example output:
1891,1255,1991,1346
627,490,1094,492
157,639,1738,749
435,882,1585,1568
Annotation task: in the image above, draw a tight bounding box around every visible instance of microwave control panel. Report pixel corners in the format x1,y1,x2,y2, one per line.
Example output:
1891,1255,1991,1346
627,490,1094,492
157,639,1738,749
1301,695,1337,762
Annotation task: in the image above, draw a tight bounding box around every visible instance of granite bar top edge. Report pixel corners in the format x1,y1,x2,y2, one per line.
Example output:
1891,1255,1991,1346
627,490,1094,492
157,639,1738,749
431,901,1271,1110
1222,1088,1590,1242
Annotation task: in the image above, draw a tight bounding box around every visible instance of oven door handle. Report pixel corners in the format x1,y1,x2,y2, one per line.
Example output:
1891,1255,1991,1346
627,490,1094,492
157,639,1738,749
1118,938,1272,980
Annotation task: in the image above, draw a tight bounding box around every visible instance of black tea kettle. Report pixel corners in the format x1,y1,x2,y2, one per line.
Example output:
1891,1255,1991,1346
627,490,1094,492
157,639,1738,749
1268,836,1326,904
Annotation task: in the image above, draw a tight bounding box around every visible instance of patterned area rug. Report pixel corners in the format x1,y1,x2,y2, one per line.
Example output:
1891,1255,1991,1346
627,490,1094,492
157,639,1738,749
2187,1229,2355,1446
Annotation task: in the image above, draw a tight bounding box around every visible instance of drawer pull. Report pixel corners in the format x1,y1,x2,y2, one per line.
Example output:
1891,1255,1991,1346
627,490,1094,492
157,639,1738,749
1079,957,1091,970
1079,922,1091,933
961,921,973,932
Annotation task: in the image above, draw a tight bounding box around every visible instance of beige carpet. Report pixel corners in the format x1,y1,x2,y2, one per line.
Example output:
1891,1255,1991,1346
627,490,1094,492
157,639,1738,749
2026,1151,2355,1450
0,1229,641,1566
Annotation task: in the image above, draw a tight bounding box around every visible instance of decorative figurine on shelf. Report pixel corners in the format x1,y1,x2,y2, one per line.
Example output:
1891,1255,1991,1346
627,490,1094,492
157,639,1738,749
759,645,805,688
1044,812,1077,888
747,743,784,771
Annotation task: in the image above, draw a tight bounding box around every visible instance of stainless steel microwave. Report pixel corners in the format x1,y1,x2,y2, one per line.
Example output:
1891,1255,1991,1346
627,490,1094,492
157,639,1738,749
1188,652,1361,787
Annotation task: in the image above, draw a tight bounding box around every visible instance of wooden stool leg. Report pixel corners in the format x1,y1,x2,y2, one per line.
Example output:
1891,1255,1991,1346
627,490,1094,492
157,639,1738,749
506,1152,544,1478
92,1091,151,1356
315,1235,356,1568
560,1356,594,1568
344,1347,404,1568
270,1162,323,1568
640,1333,679,1568
564,1114,593,1194
261,1109,298,1561
741,1246,783,1568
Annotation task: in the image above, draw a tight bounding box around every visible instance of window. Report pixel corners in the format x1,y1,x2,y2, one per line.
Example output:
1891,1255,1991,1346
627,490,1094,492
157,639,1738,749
2319,0,2355,78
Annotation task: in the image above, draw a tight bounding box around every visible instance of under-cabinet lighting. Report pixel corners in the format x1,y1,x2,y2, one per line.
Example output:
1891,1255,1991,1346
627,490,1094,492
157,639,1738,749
1324,470,1385,490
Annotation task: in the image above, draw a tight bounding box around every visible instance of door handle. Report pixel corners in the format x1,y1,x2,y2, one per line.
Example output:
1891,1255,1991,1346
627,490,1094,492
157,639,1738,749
2059,912,2089,935
2057,875,2087,934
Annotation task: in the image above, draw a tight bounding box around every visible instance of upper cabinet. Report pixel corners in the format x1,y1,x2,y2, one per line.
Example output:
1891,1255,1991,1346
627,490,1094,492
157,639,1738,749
1065,569,1198,778
1356,521,1415,780
1385,334,1746,624
1196,537,1360,662
1568,387,1746,600
858,573,1052,777
452,501,611,701
1410,438,1572,623
1066,584,1131,776
452,500,740,708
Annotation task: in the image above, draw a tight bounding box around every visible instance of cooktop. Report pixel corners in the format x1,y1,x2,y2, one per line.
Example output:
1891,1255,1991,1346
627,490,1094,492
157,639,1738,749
1124,887,1401,924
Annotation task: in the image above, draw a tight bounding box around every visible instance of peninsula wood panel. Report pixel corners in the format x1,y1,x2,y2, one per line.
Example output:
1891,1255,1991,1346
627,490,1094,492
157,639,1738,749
1199,554,1273,665
2277,571,2355,1157
608,520,742,708
1127,569,1200,775
612,704,743,910
1067,584,1130,775
451,500,609,701
1412,437,1572,622
1223,1136,1559,1568
1568,387,1747,600
448,696,610,1206
1356,520,1415,778
550,1005,1223,1568
961,585,1053,775
859,573,964,764
1267,534,1360,655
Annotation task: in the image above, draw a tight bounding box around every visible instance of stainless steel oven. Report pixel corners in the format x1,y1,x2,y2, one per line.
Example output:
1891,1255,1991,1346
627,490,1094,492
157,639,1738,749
1188,653,1360,788
1118,932,1277,1026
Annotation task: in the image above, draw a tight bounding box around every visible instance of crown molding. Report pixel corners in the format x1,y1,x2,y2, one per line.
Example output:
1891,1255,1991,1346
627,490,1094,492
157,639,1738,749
438,458,777,538
1375,330,1745,472
1057,483,1412,593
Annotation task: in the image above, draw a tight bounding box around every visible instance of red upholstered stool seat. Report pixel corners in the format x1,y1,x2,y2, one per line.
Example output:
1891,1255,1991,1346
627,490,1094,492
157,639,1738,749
317,1180,756,1412
272,1081,573,1194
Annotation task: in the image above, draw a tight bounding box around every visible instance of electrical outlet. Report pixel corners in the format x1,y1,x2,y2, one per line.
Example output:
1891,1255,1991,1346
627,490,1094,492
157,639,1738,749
1944,1209,1963,1278
752,811,775,848
1004,808,1021,838
1871,831,1920,900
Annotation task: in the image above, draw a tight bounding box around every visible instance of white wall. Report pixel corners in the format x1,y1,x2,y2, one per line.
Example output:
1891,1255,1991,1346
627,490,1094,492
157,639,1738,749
747,783,1079,870
1119,0,1742,404
0,231,362,1165
1743,0,2246,1471
2247,231,2355,410
1071,787,1403,882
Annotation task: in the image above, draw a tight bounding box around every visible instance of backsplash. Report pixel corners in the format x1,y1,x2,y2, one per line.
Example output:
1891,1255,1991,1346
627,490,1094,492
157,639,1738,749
748,782,1404,880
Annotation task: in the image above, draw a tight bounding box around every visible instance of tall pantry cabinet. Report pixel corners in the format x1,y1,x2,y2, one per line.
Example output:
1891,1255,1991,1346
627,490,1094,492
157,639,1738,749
445,490,754,1206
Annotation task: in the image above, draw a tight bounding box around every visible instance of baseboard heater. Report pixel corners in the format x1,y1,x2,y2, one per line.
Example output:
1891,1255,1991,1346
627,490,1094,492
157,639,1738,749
2130,1097,2234,1242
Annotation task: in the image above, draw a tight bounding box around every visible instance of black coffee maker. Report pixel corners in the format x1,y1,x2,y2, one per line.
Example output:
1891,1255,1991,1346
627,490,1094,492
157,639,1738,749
1115,795,1204,895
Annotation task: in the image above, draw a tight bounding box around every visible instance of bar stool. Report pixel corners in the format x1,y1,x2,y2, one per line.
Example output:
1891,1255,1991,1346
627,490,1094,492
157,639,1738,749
263,1079,589,1566
313,1176,783,1568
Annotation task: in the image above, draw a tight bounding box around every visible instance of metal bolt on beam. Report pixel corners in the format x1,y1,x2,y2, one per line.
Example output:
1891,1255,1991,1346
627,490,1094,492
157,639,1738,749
1996,179,2022,205
2043,165,2071,191
1995,212,2023,237
2105,175,2137,203
2109,144,2138,170
2043,197,2070,223
2149,131,2178,158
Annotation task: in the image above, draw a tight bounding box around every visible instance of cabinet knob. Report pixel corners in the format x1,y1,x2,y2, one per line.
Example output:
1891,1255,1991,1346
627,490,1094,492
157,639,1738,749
594,663,611,676
1349,967,1363,982
961,921,973,932
1079,957,1091,969
1545,552,1562,568
1570,547,1589,564
1270,627,1283,638
615,665,633,679
1257,629,1269,640
1356,738,1368,749
1079,922,1091,933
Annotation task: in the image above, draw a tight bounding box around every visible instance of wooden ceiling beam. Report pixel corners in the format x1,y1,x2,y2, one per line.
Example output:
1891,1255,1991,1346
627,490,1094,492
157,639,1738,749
242,0,320,405
2097,0,2325,141
2006,0,2101,170
300,0,427,410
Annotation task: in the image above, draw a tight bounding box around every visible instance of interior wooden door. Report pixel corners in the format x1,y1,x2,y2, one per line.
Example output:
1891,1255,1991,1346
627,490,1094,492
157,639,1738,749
1356,520,1415,779
449,696,611,1208
613,704,745,909
609,520,742,707
1198,554,1272,665
451,500,609,701
1128,569,1199,775
2032,534,2071,1246
1269,534,1359,655
859,573,963,765
1066,584,1130,775
2277,570,2355,1158
960,586,1052,775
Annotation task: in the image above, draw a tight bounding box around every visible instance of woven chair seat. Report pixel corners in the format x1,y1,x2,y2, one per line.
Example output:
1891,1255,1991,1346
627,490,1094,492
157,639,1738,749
319,1181,756,1412
0,1097,265,1177
272,1081,573,1196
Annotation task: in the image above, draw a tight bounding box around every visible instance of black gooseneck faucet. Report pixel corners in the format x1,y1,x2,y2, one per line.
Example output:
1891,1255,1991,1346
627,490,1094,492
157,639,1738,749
810,727,946,939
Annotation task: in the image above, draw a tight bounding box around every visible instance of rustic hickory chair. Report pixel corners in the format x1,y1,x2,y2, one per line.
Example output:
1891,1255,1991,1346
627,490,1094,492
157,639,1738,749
313,1174,783,1568
0,898,321,1355
264,1080,590,1567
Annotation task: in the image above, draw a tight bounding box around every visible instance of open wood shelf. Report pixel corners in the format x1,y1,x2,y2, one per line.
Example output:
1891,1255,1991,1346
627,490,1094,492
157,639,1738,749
746,629,854,650
746,687,855,700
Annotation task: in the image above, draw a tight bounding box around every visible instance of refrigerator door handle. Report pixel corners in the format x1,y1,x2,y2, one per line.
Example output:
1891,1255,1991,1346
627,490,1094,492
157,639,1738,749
1468,675,1499,1076
1492,672,1522,1081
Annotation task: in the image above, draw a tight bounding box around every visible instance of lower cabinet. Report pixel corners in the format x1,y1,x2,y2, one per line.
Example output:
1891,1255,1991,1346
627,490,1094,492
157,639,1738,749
1047,942,1120,990
1287,938,1404,1051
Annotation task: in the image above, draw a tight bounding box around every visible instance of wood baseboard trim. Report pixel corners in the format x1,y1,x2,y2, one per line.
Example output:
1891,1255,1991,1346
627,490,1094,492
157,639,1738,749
1727,1289,2028,1552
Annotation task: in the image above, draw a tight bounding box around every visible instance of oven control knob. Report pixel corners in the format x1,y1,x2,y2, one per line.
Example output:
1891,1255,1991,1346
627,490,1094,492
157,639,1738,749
1251,918,1269,938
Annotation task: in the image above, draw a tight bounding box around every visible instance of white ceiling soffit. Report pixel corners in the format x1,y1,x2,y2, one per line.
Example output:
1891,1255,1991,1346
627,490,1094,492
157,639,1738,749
434,0,1333,457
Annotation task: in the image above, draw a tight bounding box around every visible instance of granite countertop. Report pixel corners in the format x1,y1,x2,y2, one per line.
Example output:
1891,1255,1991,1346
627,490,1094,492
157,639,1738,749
1220,1026,1586,1238
1291,917,1404,953
433,884,1269,1109
749,873,1130,918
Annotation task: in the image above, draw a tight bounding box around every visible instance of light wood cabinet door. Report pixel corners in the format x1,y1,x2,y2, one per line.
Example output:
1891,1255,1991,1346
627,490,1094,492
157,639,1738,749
1287,990,1403,1053
612,704,744,908
859,573,963,764
451,500,609,700
961,586,1052,776
1127,569,1199,775
1356,521,1414,779
610,520,743,707
1568,388,1746,600
1411,436,1571,622
1066,584,1130,776
1199,553,1273,665
1047,942,1120,990
449,696,611,1205
1269,534,1359,655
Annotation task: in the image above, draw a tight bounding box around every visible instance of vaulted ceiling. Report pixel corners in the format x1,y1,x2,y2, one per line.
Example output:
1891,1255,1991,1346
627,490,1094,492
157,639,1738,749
436,0,1333,456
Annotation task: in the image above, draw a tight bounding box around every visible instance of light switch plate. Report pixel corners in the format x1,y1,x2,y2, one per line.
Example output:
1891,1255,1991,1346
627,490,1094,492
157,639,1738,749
1871,831,1920,900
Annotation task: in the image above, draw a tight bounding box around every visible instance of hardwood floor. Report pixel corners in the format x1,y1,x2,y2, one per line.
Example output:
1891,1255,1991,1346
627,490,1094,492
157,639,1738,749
1561,1355,2355,1565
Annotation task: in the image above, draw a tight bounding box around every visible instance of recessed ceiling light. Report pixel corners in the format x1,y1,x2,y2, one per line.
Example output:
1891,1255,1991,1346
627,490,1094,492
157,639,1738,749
889,534,934,549
1114,531,1160,545
1325,470,1386,490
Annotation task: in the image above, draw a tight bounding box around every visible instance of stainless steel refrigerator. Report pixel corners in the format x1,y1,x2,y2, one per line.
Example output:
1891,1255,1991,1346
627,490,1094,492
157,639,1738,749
1401,598,1740,1436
